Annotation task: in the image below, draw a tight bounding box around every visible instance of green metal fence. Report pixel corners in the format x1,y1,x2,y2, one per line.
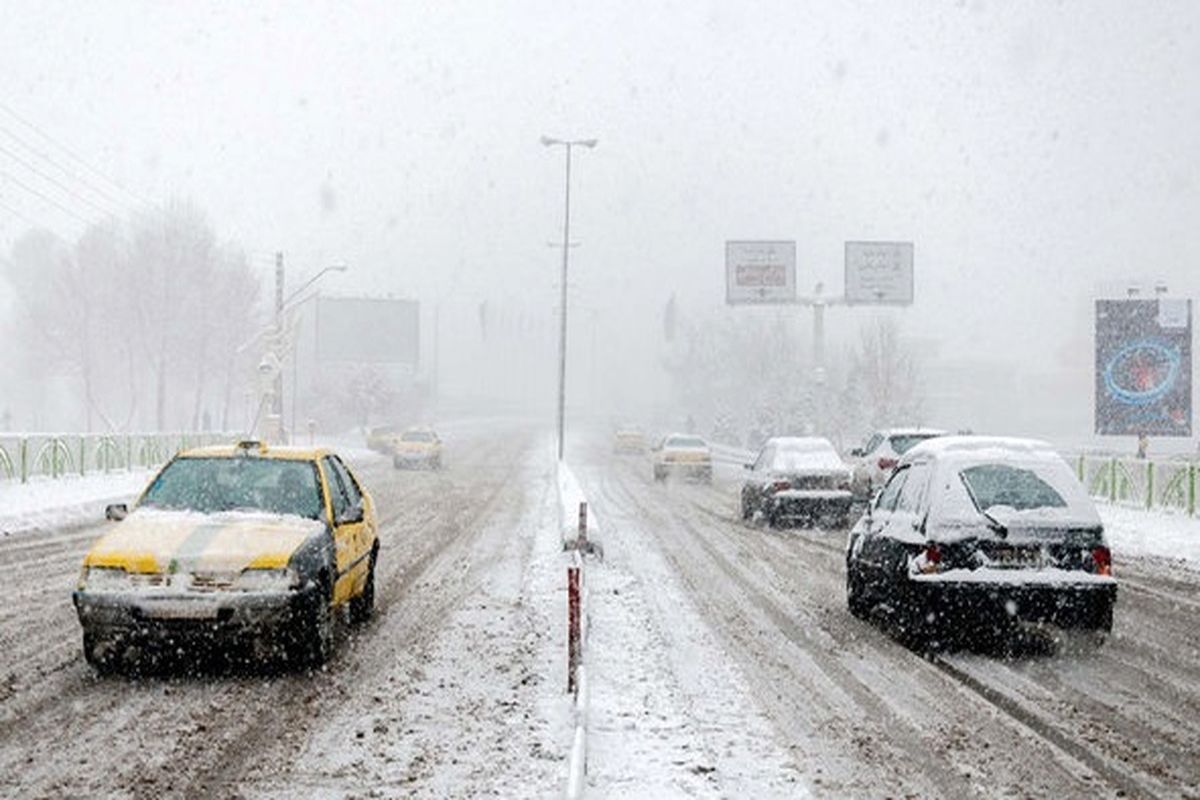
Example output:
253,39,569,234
0,433,235,484
1076,454,1197,516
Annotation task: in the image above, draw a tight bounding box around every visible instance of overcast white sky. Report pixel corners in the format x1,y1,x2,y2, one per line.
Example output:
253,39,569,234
1,0,1197,423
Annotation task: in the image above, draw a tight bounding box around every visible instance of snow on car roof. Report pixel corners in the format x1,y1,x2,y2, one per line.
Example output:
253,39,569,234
903,435,1058,462
880,427,947,437
768,436,838,452
767,437,846,471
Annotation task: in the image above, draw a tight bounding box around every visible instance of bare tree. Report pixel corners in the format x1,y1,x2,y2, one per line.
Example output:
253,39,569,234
835,317,925,437
4,201,261,432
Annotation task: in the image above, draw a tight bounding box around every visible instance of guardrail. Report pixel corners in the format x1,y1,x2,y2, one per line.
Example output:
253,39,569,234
0,433,235,483
1075,455,1197,516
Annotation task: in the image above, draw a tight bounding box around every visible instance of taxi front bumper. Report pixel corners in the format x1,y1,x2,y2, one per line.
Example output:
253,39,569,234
73,584,319,643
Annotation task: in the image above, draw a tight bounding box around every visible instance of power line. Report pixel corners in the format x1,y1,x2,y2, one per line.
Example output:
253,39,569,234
0,101,152,209
0,141,124,219
0,169,97,226
0,121,135,215
0,195,73,243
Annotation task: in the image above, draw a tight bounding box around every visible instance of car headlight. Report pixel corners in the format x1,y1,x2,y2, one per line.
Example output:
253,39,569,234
234,568,300,592
83,566,132,593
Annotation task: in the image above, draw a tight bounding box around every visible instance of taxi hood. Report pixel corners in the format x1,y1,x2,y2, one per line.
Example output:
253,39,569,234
83,507,327,575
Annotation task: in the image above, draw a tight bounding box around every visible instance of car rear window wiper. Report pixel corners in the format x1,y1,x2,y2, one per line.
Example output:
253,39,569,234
981,509,1008,539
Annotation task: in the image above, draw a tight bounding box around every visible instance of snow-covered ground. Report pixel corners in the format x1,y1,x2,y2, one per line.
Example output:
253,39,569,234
1101,504,1200,568
0,469,152,536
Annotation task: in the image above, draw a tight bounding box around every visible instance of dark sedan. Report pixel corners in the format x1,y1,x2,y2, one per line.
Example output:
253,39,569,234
845,436,1117,647
741,437,854,528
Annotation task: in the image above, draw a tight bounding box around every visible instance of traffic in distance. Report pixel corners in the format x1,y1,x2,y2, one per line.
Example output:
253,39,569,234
616,424,1120,651
70,420,1119,673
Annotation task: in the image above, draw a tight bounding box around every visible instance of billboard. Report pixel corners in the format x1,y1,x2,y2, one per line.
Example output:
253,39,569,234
1095,298,1192,436
844,241,914,305
725,241,796,304
315,296,420,368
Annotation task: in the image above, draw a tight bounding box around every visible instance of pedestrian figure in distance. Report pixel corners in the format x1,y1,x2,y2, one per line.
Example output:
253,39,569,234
1136,433,1148,460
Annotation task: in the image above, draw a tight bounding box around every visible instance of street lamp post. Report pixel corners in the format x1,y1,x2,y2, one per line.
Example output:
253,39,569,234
271,258,348,441
541,135,597,461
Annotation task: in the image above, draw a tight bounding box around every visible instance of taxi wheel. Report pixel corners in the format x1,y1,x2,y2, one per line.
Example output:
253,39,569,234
293,581,334,668
83,631,120,674
350,549,377,625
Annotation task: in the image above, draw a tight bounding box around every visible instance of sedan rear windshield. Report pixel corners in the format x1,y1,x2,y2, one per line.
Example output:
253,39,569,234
960,463,1067,513
773,443,843,472
889,434,940,455
666,436,707,449
141,457,324,520
401,431,435,443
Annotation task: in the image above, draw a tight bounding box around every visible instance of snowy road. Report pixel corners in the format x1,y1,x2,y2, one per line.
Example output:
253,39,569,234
1,427,1198,798
572,442,1200,799
0,426,570,799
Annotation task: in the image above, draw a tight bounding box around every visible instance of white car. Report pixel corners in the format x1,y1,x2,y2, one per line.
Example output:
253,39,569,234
850,428,947,498
652,434,713,483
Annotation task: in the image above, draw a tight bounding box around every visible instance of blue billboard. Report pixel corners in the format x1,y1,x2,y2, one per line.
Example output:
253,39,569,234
1094,299,1192,436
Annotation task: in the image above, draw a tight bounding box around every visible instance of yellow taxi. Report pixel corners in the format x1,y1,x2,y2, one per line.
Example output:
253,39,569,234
72,440,379,671
612,426,647,455
389,426,444,470
652,433,714,483
365,424,398,453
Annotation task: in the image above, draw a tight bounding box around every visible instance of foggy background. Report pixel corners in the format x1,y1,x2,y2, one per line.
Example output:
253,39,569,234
0,0,1196,451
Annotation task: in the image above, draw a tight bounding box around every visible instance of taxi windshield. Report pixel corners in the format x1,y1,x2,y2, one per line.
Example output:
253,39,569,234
141,457,324,520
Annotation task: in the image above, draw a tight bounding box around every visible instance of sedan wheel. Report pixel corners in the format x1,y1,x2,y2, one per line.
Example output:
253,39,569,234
846,562,870,619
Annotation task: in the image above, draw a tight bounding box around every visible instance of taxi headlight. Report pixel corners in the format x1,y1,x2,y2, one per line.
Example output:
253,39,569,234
83,566,132,593
234,568,300,592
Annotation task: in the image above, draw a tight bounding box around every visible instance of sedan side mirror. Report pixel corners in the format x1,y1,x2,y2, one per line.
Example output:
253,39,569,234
743,463,754,471
105,503,128,522
849,448,865,457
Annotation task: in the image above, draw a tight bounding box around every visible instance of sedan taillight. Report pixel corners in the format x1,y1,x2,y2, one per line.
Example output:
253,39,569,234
1091,545,1112,576
768,480,791,493
878,457,898,471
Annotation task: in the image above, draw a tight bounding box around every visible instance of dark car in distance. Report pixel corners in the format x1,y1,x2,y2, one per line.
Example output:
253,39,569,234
741,437,854,529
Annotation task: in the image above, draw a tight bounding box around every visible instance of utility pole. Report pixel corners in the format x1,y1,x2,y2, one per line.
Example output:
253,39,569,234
556,146,572,461
541,135,597,461
274,252,285,441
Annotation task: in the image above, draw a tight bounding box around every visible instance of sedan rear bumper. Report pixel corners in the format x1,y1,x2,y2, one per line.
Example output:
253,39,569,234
908,573,1117,630
769,490,854,519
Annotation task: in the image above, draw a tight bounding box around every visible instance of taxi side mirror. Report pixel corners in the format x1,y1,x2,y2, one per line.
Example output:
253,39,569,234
105,503,128,521
337,501,364,526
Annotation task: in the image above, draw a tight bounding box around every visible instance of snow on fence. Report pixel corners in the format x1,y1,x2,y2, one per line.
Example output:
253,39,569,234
0,432,234,483
1075,454,1198,516
558,460,594,800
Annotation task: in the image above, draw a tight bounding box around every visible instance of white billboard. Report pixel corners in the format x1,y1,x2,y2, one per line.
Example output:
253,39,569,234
315,296,420,366
725,240,797,304
844,241,914,305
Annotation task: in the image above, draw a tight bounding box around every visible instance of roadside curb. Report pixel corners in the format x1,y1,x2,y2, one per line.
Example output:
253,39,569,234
558,460,595,800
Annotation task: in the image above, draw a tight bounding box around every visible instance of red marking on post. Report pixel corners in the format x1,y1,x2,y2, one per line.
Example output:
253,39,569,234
568,566,581,694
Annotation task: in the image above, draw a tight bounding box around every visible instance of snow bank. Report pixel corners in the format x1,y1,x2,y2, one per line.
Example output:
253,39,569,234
1101,504,1200,568
0,470,153,537
557,461,599,547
